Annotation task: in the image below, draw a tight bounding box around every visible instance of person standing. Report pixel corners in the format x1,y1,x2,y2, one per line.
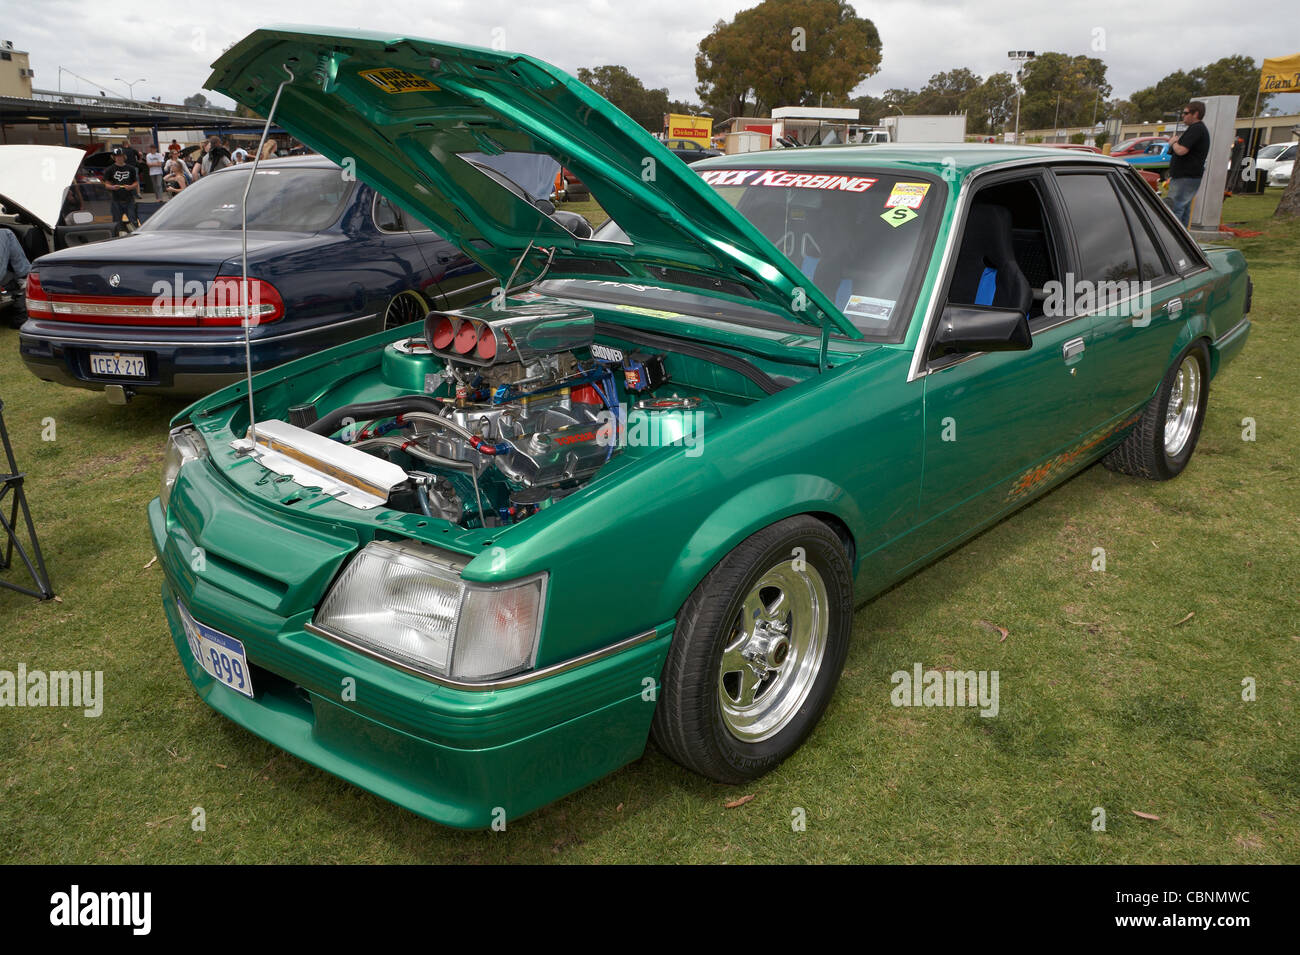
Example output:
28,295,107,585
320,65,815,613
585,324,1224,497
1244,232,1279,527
145,143,166,199
1165,101,1210,228
201,135,232,176
102,148,141,233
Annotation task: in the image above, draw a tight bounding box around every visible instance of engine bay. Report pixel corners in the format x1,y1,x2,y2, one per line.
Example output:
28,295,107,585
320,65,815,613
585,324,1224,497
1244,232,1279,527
238,302,730,529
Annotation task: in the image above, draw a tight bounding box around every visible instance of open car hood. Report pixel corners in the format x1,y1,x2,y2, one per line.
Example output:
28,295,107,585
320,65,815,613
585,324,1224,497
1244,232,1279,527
206,27,859,337
0,145,82,231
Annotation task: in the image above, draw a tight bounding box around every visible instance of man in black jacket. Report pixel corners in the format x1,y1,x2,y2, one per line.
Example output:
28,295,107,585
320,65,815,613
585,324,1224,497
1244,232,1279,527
1166,101,1210,227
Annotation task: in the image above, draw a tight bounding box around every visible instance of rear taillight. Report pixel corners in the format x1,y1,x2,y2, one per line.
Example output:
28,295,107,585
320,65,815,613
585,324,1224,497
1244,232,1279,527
197,277,285,326
25,276,285,326
24,271,50,315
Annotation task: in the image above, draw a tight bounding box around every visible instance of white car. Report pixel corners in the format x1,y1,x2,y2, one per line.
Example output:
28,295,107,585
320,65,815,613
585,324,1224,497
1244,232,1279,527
1269,159,1293,187
1256,142,1296,180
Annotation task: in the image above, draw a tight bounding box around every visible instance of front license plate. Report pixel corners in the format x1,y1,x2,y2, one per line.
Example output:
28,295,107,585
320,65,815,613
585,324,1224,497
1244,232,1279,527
89,352,147,378
179,603,254,698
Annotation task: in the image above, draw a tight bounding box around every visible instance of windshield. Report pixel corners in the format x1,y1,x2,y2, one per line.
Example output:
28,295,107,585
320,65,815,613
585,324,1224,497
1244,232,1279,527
138,166,354,232
542,167,941,340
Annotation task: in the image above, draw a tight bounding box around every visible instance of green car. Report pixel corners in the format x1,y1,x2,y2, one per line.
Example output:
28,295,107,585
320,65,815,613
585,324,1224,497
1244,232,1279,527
149,27,1252,829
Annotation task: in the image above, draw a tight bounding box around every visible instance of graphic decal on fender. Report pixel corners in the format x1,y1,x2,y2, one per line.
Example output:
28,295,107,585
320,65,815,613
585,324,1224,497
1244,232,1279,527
1007,411,1143,501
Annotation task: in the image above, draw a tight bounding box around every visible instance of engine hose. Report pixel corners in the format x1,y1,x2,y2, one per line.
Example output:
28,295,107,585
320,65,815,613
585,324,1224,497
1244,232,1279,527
307,396,449,438
414,482,434,518
399,410,478,444
349,436,478,472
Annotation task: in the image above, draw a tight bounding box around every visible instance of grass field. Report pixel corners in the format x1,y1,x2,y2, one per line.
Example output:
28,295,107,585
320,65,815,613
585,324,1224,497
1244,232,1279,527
0,194,1296,863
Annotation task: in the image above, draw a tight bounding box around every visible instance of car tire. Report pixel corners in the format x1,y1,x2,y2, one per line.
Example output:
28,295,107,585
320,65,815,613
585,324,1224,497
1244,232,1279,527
651,515,853,784
383,289,429,331
1103,340,1210,481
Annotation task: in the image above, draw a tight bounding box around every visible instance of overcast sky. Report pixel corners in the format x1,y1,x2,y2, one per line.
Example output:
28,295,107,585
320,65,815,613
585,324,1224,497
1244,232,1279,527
7,0,1298,115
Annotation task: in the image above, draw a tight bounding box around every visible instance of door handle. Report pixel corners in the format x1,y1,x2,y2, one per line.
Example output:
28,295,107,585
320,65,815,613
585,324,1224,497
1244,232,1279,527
1164,297,1183,317
1062,337,1086,362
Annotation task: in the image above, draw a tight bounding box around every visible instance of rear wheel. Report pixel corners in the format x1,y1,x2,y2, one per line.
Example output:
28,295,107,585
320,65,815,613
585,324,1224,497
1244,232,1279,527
1103,341,1209,480
651,516,853,783
383,289,428,331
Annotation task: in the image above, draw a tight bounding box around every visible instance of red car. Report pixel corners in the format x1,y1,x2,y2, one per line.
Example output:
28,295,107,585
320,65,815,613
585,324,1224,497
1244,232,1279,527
1110,136,1169,158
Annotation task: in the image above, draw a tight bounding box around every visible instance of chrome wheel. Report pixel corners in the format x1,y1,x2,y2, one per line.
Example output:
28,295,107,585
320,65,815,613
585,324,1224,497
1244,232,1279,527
1164,353,1202,457
718,561,829,742
384,289,428,330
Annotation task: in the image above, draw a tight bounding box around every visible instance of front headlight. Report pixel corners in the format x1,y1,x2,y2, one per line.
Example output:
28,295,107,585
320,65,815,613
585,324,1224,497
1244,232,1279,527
161,424,207,514
315,540,546,682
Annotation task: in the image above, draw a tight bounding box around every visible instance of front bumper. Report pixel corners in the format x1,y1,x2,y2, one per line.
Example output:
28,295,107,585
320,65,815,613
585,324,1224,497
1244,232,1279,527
148,496,672,828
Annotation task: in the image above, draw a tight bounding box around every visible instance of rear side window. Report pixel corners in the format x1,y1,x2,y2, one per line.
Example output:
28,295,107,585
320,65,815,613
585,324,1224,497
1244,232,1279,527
1119,167,1204,273
1054,172,1139,284
1114,177,1172,282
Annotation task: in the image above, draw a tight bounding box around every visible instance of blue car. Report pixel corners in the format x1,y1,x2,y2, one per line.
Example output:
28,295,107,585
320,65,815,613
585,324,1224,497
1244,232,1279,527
18,155,492,399
1120,140,1173,178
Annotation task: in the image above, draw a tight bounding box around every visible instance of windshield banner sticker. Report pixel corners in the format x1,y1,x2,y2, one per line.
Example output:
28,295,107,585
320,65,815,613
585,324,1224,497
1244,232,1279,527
884,182,930,209
699,169,877,192
360,68,440,93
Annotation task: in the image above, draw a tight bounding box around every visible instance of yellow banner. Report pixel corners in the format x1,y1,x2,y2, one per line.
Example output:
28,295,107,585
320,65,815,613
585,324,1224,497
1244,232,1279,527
665,113,712,148
1260,53,1300,93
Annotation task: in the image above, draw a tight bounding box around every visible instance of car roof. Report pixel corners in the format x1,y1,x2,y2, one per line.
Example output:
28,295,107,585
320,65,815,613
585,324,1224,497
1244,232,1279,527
692,142,1124,177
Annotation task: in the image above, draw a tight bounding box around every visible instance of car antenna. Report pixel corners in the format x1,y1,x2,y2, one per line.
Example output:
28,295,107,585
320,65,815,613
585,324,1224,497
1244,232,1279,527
237,63,294,454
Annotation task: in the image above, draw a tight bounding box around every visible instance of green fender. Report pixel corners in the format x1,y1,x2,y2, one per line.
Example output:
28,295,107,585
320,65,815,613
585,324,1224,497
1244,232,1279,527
657,473,864,616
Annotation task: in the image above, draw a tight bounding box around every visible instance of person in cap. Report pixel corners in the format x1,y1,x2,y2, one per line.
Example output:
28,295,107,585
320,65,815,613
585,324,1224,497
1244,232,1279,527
102,148,141,232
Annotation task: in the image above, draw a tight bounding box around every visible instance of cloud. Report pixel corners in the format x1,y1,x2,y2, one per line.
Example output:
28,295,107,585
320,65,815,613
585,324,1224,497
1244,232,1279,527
8,0,1296,115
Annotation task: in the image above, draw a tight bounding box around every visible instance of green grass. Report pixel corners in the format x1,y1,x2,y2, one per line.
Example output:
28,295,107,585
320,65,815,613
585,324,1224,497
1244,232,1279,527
1,195,1296,863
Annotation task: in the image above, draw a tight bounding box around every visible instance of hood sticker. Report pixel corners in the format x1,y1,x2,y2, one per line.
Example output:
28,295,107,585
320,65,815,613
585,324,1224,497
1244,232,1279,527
884,182,930,209
360,68,440,93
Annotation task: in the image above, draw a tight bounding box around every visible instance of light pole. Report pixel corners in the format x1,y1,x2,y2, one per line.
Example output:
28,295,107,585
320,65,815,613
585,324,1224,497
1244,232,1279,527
886,103,904,116
1007,51,1035,144
115,77,147,102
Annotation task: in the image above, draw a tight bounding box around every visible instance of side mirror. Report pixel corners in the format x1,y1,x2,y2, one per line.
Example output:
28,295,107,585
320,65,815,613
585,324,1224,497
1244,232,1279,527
533,197,556,216
552,210,593,239
931,304,1032,358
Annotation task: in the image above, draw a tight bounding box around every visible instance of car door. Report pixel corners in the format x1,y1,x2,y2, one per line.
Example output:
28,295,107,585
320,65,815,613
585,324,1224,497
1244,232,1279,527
378,195,492,311
906,169,1100,569
1072,167,1202,425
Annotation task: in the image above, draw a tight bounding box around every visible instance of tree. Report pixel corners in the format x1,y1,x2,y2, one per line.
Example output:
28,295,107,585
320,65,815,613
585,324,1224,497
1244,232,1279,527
576,65,670,131
1276,164,1300,217
696,0,882,117
1104,98,1138,124
911,68,980,115
1129,56,1270,121
1198,55,1267,113
1019,52,1111,130
1130,69,1204,121
846,92,890,125
183,93,209,110
961,72,1017,135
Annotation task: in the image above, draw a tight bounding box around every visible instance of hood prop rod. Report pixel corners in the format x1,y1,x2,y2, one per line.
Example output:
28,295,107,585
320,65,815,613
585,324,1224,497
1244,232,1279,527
237,63,294,455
